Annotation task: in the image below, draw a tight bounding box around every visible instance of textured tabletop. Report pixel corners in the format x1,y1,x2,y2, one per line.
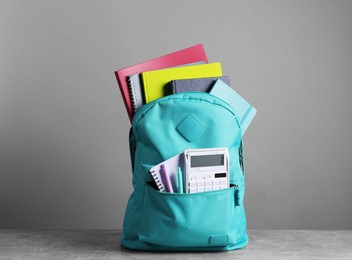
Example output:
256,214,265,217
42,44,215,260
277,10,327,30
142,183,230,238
0,230,351,259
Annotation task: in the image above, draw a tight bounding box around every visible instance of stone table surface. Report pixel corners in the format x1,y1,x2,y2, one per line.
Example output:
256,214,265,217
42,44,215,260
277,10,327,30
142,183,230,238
0,230,351,259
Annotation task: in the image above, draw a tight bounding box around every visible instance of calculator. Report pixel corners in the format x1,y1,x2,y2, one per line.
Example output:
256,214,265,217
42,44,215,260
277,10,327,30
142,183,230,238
184,148,229,193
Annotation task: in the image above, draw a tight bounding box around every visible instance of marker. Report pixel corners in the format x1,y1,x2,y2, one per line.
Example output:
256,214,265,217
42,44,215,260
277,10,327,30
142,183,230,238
160,164,174,193
177,167,184,193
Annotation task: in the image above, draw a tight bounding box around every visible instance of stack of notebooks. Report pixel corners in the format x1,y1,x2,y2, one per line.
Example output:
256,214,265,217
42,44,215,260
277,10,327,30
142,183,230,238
114,44,256,135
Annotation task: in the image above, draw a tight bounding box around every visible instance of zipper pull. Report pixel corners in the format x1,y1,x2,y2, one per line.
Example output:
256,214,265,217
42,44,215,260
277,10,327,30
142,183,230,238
239,141,245,175
234,184,240,206
129,128,136,171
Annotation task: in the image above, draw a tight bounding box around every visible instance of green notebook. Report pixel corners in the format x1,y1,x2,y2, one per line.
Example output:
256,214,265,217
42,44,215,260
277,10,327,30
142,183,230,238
142,62,222,103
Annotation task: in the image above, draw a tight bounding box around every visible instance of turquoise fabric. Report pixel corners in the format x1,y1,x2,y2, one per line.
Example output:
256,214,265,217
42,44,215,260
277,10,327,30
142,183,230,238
121,92,248,251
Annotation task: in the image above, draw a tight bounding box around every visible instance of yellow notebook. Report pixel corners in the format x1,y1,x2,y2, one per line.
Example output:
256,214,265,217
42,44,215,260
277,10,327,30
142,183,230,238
142,62,222,103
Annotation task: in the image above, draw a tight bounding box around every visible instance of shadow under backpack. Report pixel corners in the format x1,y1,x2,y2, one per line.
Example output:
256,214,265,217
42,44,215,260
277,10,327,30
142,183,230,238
121,92,249,251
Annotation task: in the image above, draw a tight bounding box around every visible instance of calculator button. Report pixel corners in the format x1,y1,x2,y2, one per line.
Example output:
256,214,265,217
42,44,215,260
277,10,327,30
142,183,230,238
205,179,212,186
212,186,220,191
189,187,197,193
212,179,219,185
220,179,227,185
197,186,205,192
220,185,227,189
189,181,196,187
197,180,205,186
205,186,213,192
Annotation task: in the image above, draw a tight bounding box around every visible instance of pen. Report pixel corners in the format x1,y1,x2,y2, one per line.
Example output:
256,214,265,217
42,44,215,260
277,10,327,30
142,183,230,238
177,167,184,193
160,164,174,193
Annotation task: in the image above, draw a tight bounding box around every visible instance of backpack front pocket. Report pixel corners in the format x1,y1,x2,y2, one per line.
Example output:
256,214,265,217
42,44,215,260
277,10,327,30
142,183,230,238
138,184,241,248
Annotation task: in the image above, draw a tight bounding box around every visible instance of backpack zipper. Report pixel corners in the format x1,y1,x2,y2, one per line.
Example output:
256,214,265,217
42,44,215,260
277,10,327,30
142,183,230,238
129,128,137,171
234,184,240,206
239,141,245,175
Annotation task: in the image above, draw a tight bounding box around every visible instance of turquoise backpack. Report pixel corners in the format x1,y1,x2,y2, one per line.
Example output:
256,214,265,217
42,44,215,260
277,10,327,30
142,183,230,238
121,92,248,251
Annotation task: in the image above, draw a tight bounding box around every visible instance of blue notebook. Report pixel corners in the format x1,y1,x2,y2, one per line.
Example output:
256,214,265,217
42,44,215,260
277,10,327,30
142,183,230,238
210,79,256,135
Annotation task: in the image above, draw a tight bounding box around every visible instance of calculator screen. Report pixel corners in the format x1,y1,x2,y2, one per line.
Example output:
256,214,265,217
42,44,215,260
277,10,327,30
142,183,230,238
190,154,224,168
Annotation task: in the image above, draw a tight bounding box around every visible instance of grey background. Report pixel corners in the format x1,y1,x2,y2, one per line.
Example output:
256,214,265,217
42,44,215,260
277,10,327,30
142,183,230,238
1,0,351,229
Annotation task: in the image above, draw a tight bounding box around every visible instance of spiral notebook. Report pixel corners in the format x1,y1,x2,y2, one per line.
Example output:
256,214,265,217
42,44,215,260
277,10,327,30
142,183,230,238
127,74,144,113
127,61,206,113
114,44,208,122
149,153,184,192
142,62,222,104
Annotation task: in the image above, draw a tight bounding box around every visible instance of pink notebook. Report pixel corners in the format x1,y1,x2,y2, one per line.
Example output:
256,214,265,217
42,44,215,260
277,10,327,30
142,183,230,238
114,44,208,122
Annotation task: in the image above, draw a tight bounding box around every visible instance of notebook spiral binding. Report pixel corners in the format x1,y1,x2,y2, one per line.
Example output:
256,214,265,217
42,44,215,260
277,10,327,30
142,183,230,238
127,76,138,113
150,169,165,192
